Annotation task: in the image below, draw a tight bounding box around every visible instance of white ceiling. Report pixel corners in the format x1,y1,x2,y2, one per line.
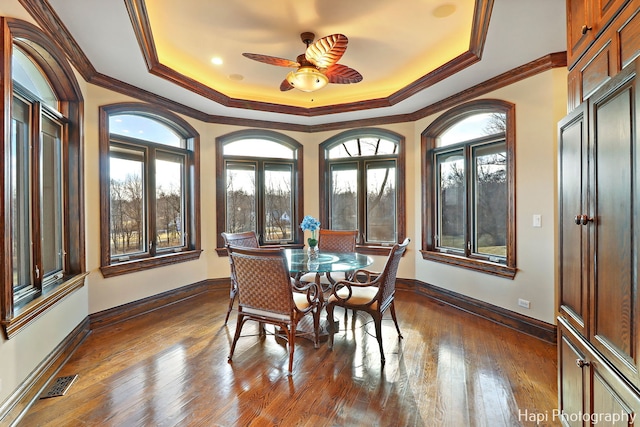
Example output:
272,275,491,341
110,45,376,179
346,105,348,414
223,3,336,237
10,0,566,126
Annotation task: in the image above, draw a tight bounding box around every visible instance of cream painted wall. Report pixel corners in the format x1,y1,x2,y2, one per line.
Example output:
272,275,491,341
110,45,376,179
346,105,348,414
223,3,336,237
0,0,566,409
413,68,567,324
0,69,566,408
0,14,91,404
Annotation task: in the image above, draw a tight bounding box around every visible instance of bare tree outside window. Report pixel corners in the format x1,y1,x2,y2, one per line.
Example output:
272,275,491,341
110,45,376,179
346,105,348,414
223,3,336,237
322,130,404,247
110,174,144,256
422,101,515,276
217,132,301,247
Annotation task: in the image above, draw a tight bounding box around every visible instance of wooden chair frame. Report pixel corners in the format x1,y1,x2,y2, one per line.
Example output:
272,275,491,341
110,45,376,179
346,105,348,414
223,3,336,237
221,231,260,324
326,238,410,365
227,246,321,373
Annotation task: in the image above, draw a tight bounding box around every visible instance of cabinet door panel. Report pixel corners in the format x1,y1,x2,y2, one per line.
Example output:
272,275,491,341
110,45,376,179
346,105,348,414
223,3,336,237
559,106,589,335
593,0,631,33
592,365,640,425
559,325,589,427
591,67,638,381
568,0,594,67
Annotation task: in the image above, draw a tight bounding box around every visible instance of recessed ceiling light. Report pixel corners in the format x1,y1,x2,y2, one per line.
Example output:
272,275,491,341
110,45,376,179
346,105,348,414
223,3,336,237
228,74,244,81
433,3,456,18
211,57,223,65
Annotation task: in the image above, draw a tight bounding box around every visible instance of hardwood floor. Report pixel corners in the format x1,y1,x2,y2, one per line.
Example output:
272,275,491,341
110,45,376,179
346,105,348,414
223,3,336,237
19,288,558,426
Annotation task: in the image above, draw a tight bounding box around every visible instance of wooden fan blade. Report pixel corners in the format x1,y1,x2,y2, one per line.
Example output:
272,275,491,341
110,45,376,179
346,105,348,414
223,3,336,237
324,64,363,84
279,79,294,91
242,53,299,68
305,34,348,69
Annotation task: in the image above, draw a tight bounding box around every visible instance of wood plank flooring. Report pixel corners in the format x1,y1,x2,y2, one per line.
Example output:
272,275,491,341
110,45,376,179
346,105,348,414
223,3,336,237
19,288,559,426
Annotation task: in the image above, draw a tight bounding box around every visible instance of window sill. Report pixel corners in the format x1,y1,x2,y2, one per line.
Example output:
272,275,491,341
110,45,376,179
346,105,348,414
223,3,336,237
356,245,394,256
215,244,304,257
100,249,203,278
2,272,89,339
420,250,517,279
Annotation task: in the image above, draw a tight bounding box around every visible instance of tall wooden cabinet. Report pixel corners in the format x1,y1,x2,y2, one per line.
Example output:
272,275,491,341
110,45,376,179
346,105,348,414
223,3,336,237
558,62,640,423
558,0,640,422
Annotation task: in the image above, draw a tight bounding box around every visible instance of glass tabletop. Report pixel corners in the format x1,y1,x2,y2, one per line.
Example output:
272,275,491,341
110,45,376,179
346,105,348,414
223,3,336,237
284,249,373,274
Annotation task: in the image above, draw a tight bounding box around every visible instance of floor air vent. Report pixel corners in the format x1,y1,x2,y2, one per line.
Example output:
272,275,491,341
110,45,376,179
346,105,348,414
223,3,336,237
40,375,78,399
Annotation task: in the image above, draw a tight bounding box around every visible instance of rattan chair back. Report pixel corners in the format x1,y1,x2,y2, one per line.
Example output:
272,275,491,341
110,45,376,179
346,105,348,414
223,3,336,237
317,229,358,253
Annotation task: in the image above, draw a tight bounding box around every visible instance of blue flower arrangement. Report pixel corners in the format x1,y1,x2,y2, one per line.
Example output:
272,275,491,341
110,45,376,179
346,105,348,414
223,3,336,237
300,215,321,247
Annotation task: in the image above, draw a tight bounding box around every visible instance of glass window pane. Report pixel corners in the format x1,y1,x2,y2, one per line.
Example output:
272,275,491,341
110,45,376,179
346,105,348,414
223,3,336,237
474,143,507,258
437,150,465,251
11,96,33,296
330,164,358,230
109,114,183,148
110,146,146,257
438,112,506,147
224,139,293,159
264,164,293,242
226,163,256,233
328,138,397,159
12,45,57,109
40,115,64,280
366,161,397,243
359,138,397,156
156,152,185,250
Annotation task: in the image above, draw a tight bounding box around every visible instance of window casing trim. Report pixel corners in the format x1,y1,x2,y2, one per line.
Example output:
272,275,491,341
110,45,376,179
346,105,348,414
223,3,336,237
1,18,86,338
319,128,406,256
215,129,304,253
421,99,516,278
99,103,202,277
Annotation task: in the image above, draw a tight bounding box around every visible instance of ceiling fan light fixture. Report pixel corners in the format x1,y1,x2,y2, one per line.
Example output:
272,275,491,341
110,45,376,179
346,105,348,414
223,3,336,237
286,66,329,92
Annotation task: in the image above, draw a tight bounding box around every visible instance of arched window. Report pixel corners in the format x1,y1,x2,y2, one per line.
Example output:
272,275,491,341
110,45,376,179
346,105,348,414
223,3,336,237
319,129,406,255
215,130,303,250
2,19,86,338
99,104,201,277
421,99,516,278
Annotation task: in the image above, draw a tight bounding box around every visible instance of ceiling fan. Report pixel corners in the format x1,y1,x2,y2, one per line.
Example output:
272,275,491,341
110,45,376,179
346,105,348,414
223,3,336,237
242,32,363,92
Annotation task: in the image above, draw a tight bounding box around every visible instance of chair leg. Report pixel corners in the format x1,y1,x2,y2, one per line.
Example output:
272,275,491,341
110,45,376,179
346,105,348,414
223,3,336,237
372,312,385,366
287,323,296,374
390,301,403,339
224,285,237,325
312,308,320,349
326,303,337,350
228,314,246,362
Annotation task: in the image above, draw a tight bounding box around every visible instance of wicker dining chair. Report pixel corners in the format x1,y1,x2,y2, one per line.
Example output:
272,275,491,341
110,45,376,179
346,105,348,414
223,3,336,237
221,231,260,325
326,238,410,365
226,246,321,374
299,229,358,286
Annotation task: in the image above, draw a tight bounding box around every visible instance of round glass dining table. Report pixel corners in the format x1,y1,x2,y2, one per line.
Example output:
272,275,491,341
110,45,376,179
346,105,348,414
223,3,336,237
284,248,373,277
283,248,373,344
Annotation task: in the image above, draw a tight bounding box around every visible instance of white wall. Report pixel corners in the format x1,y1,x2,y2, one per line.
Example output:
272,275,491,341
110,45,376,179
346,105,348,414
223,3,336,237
0,0,566,408
413,68,567,323
0,2,93,406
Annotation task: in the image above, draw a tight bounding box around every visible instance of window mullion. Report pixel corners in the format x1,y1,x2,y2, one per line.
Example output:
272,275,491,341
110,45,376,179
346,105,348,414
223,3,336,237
358,161,366,244
464,145,472,258
148,147,157,256
31,101,43,291
256,159,265,244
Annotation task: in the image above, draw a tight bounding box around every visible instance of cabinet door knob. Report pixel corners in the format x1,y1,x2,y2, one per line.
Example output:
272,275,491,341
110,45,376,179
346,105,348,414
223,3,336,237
574,214,594,225
581,24,592,35
575,358,590,368
580,215,594,225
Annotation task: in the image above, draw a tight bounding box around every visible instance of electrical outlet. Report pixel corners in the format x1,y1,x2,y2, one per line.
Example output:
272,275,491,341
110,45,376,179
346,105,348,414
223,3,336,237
518,298,530,309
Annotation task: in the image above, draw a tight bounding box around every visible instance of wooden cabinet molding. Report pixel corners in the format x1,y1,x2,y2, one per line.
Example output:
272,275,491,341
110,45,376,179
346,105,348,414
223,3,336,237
567,1,640,110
